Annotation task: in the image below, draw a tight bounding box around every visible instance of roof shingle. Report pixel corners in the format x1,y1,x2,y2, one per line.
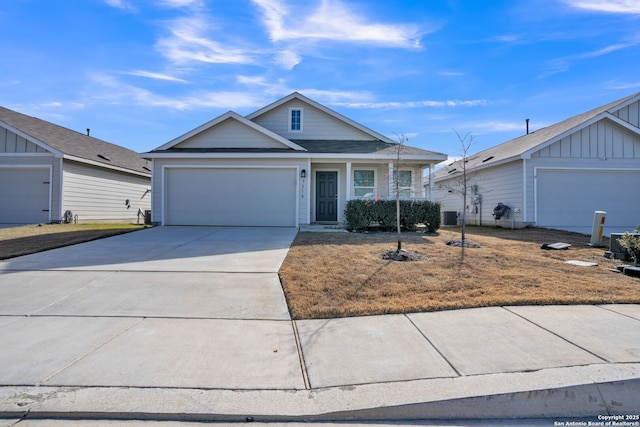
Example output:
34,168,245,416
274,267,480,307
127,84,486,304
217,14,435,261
0,106,150,175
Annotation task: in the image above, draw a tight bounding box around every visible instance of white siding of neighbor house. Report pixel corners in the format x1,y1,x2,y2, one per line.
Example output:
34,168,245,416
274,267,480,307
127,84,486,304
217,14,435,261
434,161,525,227
612,99,640,128
63,160,151,223
175,118,289,149
151,158,309,225
251,100,373,140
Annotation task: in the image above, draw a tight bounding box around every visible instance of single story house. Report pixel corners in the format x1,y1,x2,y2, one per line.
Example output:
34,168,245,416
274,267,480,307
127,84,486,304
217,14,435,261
432,92,640,235
144,92,447,227
0,106,151,224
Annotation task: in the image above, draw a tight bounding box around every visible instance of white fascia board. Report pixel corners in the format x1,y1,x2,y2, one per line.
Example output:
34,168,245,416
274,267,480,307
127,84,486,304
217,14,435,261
609,92,640,112
246,92,396,144
0,121,63,157
144,151,446,162
153,111,306,151
63,154,151,178
603,112,640,135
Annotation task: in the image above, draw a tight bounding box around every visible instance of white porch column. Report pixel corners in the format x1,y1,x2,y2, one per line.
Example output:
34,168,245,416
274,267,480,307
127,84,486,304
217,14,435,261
419,167,425,200
346,162,352,200
429,164,435,202
388,162,394,199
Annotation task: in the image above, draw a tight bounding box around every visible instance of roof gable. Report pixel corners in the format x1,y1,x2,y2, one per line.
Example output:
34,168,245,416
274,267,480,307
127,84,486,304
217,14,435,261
0,106,150,176
246,92,395,143
435,91,640,180
153,111,306,151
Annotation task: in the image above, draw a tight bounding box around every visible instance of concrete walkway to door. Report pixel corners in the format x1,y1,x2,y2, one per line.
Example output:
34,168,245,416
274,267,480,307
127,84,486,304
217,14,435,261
0,226,638,423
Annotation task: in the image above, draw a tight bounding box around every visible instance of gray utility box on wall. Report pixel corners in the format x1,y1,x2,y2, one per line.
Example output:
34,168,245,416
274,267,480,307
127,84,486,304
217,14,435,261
610,233,640,261
443,211,458,226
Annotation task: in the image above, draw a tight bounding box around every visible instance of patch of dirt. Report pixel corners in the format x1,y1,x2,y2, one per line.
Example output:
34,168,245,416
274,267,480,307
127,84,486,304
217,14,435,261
0,224,145,260
445,239,482,248
380,249,426,261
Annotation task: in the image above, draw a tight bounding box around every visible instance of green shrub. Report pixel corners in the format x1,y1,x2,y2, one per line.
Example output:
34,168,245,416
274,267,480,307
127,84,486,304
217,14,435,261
344,200,441,232
618,229,640,266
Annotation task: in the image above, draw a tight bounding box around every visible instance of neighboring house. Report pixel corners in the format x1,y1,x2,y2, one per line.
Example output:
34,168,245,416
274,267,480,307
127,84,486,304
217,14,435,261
144,92,447,227
432,92,640,235
0,107,151,224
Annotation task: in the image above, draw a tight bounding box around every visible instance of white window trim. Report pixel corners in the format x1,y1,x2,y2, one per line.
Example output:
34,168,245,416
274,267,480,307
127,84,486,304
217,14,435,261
288,107,303,133
353,169,376,198
389,168,416,200
395,169,413,199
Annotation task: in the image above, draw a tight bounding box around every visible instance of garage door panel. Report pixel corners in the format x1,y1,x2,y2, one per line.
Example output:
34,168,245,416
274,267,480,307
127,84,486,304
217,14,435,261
165,168,297,226
537,170,640,234
0,168,50,223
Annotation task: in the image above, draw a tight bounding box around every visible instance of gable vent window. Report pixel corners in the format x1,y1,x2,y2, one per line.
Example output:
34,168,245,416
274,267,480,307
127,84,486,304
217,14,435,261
97,154,111,161
289,108,302,132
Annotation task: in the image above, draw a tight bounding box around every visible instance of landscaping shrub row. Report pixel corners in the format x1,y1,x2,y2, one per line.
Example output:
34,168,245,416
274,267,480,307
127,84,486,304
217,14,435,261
345,200,441,232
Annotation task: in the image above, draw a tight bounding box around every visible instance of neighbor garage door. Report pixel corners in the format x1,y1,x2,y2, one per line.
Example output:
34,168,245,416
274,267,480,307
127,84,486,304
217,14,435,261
164,167,297,226
0,167,50,223
536,169,640,234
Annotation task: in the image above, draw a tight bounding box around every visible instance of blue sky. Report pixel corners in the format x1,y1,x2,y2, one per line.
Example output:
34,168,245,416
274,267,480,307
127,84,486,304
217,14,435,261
1,0,639,160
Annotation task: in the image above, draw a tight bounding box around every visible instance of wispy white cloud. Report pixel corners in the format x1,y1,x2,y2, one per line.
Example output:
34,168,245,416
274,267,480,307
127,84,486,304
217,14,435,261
469,120,531,132
335,99,488,109
492,34,522,43
251,0,423,47
233,77,372,103
438,71,465,77
156,16,255,65
103,0,135,11
274,49,302,70
125,70,188,83
544,36,640,75
89,72,266,110
605,80,640,89
236,75,271,86
564,0,640,13
159,0,202,8
297,88,374,104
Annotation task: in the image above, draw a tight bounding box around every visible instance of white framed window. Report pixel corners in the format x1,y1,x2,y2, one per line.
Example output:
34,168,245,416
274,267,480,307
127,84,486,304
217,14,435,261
393,170,412,198
353,169,375,197
289,108,303,132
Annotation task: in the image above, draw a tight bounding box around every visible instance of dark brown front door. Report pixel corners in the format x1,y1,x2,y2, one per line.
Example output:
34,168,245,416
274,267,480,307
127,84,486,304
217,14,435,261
316,171,337,222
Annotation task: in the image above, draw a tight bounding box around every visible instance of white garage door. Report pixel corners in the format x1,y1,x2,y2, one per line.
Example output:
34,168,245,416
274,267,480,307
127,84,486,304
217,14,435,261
164,167,297,226
0,168,50,224
536,169,640,235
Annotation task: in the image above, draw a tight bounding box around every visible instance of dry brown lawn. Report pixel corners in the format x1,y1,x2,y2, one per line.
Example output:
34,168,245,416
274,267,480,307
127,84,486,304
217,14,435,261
0,223,146,260
279,227,640,320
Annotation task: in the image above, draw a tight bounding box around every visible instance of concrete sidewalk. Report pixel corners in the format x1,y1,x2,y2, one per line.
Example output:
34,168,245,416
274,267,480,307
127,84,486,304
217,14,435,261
0,227,638,422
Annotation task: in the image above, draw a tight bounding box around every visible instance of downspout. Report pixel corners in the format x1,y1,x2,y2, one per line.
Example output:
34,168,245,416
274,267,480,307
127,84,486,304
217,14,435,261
57,157,63,223
522,158,527,224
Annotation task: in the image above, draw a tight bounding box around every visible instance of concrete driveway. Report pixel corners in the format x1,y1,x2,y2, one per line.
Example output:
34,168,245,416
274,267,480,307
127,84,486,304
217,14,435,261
0,226,304,389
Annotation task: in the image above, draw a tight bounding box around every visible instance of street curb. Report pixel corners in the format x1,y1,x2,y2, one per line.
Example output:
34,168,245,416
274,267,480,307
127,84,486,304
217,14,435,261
1,365,639,422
